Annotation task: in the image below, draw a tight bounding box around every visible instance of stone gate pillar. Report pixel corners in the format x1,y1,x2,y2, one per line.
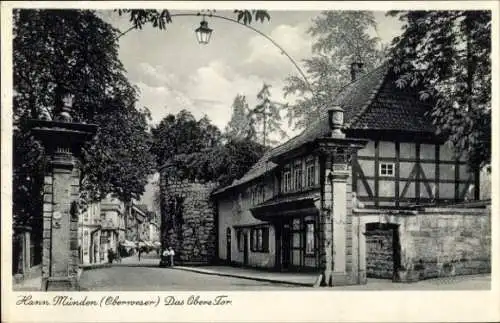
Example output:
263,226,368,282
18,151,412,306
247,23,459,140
318,106,367,286
330,161,351,285
29,96,97,291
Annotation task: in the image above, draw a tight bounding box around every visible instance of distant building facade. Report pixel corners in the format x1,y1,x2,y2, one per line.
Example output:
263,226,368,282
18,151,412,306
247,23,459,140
78,202,103,264
147,211,160,242
78,196,125,265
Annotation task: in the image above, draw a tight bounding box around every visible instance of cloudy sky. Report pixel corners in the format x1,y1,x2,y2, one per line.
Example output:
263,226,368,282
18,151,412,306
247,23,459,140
98,10,403,139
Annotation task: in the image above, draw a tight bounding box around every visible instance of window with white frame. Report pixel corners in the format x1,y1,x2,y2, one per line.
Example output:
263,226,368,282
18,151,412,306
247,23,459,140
283,166,292,192
379,163,395,176
258,184,265,203
293,161,303,190
251,186,257,205
305,222,315,255
237,229,244,252
306,159,316,187
250,226,269,252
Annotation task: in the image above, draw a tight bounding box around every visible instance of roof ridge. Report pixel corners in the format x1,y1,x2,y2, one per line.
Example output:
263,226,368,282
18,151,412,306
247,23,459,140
344,64,390,128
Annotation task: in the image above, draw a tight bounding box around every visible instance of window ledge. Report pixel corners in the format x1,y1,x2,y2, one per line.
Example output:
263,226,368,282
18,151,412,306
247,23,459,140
280,185,321,196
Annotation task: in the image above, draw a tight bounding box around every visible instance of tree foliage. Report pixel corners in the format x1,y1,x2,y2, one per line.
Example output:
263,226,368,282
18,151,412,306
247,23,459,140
81,101,156,202
211,137,267,187
224,94,255,141
150,110,221,167
151,111,265,188
116,9,270,34
283,11,385,129
389,10,491,169
13,9,156,225
249,83,287,147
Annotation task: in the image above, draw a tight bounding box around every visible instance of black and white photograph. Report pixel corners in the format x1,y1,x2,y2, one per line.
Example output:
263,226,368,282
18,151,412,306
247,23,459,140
1,1,498,322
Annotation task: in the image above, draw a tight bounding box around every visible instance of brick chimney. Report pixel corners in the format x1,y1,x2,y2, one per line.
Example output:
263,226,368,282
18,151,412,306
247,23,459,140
350,62,364,82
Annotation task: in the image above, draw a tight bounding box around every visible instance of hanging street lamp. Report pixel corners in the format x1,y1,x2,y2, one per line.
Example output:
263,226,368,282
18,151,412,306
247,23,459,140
116,11,312,92
195,19,213,45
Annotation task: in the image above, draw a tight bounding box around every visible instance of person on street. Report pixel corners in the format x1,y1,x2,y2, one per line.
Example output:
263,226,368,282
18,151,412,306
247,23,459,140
161,247,170,267
138,247,142,261
107,248,114,264
116,246,122,263
168,246,175,267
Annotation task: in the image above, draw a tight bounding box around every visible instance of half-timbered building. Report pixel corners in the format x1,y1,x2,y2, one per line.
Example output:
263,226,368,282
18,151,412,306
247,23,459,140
212,63,481,275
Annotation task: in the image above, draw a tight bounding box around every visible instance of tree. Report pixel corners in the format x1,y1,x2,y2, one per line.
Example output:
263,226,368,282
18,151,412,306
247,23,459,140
225,94,255,141
80,100,156,203
249,83,288,147
150,110,221,167
211,138,267,187
151,110,266,187
283,11,385,129
116,9,270,33
13,9,156,226
388,11,491,169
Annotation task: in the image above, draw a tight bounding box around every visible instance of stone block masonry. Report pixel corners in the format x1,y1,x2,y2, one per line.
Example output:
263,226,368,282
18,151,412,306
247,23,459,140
354,206,491,282
402,208,491,280
160,174,218,265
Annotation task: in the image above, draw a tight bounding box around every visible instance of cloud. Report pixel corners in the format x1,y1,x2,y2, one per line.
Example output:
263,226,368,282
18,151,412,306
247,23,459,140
242,23,313,79
135,62,180,87
133,59,296,133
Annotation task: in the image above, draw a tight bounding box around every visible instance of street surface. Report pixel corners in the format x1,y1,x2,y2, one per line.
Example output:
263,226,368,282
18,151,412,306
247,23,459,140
78,253,490,291
79,266,300,291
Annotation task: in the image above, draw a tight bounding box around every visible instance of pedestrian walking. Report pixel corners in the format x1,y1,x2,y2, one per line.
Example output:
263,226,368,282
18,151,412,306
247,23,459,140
168,246,175,267
107,248,114,264
116,246,122,263
138,247,142,261
161,247,170,267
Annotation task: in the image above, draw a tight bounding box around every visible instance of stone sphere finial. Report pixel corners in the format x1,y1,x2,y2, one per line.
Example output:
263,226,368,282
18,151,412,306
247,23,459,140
57,94,74,122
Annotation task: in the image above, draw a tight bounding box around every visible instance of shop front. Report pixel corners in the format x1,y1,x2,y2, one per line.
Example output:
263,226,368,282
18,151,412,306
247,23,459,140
250,193,321,273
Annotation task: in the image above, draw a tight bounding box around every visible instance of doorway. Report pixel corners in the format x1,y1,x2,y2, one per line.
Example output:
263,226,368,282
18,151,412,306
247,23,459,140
281,222,291,271
365,223,401,279
243,232,249,265
226,228,231,264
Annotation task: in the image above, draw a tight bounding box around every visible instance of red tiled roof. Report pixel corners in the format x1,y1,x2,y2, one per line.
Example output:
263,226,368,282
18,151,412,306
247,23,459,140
213,64,436,195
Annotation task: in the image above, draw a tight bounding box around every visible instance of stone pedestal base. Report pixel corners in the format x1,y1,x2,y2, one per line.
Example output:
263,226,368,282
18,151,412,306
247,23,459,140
46,276,79,291
332,272,352,286
358,270,367,284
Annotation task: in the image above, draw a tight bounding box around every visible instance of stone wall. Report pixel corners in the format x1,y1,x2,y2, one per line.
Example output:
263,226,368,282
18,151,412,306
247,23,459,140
400,208,491,280
354,206,491,282
160,171,217,265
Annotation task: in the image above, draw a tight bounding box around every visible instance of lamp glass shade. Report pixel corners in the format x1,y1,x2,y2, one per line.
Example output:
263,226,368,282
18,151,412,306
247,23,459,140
195,21,213,45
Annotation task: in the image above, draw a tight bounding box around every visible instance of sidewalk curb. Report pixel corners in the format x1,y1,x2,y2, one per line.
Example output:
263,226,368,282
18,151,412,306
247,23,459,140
80,260,159,270
172,266,316,287
80,263,113,271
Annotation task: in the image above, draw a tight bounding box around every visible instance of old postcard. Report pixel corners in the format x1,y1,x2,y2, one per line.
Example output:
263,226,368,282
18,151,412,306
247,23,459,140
1,1,499,322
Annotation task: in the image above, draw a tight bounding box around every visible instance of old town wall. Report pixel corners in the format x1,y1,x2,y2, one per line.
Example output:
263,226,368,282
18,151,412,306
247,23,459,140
159,173,218,265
